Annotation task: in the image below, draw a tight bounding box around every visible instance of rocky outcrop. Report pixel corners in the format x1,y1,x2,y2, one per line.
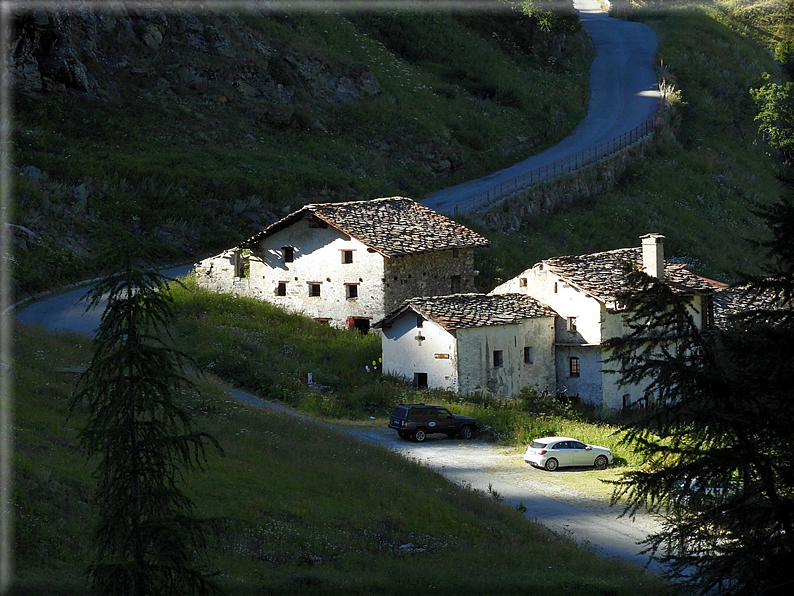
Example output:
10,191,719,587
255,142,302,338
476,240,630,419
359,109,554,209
10,4,380,120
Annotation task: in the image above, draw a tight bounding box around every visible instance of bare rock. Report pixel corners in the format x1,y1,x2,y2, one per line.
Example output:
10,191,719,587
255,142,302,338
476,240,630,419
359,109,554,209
19,165,48,181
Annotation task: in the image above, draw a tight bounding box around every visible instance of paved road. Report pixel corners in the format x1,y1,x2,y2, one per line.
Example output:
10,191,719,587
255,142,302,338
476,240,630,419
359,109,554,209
14,265,193,336
423,0,660,214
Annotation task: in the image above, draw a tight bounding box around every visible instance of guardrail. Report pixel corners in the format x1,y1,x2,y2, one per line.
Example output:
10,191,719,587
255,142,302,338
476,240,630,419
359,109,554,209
453,118,655,215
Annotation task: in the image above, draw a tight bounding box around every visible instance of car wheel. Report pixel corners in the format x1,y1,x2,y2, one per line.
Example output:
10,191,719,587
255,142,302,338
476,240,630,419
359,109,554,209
459,425,473,440
594,455,608,470
413,428,427,443
398,431,410,440
544,458,559,472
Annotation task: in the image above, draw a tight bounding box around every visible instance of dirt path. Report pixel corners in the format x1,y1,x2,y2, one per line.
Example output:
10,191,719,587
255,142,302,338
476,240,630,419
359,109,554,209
228,387,664,572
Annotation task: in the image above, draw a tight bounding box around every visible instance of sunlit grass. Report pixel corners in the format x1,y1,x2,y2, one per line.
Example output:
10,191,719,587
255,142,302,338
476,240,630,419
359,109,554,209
13,323,666,594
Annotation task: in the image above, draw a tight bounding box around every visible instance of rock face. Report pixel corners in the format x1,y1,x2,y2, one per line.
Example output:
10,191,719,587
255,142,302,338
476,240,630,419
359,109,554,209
9,4,380,120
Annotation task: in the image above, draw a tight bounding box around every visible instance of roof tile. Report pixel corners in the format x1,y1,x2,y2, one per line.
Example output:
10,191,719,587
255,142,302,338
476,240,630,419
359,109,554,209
240,196,490,256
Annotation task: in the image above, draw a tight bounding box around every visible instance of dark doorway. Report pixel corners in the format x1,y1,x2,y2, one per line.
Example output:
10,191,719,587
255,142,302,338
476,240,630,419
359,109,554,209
414,372,428,389
352,318,370,334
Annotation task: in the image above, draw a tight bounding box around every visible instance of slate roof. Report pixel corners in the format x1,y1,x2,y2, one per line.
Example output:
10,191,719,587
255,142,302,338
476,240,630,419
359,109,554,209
713,284,792,328
374,293,556,332
544,247,715,303
239,196,490,256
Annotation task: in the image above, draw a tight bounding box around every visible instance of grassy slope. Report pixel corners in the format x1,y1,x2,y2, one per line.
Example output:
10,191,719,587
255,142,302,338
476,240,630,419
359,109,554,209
168,277,641,465
13,322,664,595
474,1,786,289
12,4,591,296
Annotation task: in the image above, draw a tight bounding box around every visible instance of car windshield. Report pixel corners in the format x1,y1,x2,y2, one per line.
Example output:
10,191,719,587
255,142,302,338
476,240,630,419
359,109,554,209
531,441,546,449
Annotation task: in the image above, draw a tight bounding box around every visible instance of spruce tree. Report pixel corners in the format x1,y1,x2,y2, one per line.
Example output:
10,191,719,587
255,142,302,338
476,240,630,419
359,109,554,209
605,198,794,594
72,237,222,596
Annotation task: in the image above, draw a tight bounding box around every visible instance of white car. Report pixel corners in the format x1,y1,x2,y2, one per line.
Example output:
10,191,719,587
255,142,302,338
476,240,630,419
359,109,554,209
524,436,613,471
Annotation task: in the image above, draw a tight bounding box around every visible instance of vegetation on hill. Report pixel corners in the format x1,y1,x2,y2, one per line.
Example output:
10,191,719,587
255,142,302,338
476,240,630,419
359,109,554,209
474,0,788,290
14,323,665,594
167,276,639,464
11,1,591,296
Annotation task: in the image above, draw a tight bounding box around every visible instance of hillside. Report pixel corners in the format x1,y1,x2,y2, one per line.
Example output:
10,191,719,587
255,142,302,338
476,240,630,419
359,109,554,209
13,322,666,594
10,1,591,295
472,0,789,289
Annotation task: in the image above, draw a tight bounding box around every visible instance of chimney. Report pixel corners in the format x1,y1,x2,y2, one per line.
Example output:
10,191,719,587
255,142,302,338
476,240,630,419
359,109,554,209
640,234,665,279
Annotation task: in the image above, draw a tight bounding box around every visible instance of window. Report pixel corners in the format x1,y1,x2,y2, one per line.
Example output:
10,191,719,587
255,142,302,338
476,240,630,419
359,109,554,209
701,293,714,329
622,394,632,409
554,282,558,293
414,373,428,389
567,317,577,332
493,350,504,368
276,281,287,296
519,277,527,287
237,249,251,279
308,283,321,297
451,275,461,293
523,346,534,364
416,316,424,328
341,250,354,264
569,356,580,377
283,246,294,263
345,284,358,299
452,248,460,258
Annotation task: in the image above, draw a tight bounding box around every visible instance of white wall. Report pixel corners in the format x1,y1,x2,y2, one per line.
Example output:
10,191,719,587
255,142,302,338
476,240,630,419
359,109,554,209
456,318,555,397
380,309,458,391
492,265,601,344
196,219,387,328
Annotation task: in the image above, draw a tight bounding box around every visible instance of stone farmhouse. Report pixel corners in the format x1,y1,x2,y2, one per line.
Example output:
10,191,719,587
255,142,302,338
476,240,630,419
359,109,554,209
490,234,716,410
373,293,556,396
194,197,490,331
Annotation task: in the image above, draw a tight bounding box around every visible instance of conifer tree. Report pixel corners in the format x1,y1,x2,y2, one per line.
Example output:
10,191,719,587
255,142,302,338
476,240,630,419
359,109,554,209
605,198,794,594
72,235,222,596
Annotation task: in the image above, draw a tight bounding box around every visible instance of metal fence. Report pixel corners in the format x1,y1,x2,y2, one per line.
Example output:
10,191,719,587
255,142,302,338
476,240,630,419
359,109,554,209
453,118,655,215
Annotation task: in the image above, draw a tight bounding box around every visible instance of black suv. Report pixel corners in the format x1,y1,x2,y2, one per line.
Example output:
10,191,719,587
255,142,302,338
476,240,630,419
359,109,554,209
388,404,478,442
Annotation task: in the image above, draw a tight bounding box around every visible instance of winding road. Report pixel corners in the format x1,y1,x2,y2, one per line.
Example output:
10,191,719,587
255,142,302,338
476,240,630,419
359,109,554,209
423,0,661,214
13,0,665,575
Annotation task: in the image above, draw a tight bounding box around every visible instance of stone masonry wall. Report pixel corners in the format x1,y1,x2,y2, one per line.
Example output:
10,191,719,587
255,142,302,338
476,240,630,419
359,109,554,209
383,248,476,313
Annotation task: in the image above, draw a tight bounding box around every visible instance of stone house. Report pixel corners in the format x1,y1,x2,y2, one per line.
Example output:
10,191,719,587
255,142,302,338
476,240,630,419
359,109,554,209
194,197,490,331
374,293,556,396
490,234,716,411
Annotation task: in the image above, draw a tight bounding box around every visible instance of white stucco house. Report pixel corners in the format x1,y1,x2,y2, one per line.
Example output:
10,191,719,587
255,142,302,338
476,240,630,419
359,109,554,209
373,293,556,396
491,234,716,411
194,197,490,331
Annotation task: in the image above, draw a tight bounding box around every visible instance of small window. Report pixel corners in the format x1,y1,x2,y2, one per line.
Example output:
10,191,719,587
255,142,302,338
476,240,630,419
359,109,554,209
414,373,428,389
283,246,294,263
416,316,424,328
346,284,358,299
451,275,461,293
519,277,527,287
493,350,504,368
523,347,534,364
341,250,354,264
308,283,321,297
622,394,632,409
567,317,577,332
276,281,287,296
452,248,460,258
569,356,580,377
554,282,558,293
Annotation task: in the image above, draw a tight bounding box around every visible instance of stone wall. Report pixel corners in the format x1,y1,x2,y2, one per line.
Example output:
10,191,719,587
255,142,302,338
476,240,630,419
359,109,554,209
383,248,476,313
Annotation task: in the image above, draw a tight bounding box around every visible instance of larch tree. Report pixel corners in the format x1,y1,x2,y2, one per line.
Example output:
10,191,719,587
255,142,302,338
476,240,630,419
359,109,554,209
71,235,222,596
604,196,794,595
